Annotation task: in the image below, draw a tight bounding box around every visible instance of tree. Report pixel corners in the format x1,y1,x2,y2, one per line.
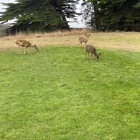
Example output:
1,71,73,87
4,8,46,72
82,0,140,31
0,0,79,34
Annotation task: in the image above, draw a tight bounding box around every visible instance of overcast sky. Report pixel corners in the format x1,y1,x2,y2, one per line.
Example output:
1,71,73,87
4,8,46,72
0,0,85,28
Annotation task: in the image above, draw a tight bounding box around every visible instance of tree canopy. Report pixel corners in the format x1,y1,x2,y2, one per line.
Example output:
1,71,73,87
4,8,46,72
82,0,140,31
1,0,140,34
0,0,78,34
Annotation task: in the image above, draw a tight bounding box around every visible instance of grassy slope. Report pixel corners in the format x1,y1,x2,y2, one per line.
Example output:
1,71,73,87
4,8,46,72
0,46,140,140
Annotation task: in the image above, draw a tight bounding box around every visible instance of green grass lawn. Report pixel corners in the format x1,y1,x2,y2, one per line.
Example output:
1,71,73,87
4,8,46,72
0,46,140,140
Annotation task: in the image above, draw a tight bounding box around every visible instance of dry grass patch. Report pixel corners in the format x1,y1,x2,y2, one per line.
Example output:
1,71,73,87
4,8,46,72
0,29,140,52
90,32,140,52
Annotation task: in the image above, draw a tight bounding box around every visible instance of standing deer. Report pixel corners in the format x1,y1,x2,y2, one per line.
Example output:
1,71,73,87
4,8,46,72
85,45,101,60
79,33,90,46
15,39,39,54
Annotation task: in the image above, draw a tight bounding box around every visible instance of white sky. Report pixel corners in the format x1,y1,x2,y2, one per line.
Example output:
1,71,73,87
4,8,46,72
0,0,85,28
67,0,85,28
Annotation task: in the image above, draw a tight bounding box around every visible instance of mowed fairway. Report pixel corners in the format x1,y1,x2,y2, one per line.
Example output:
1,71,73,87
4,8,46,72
0,31,140,140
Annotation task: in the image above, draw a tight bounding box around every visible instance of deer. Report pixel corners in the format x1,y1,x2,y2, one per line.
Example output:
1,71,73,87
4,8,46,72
79,33,90,46
85,44,101,60
15,39,39,54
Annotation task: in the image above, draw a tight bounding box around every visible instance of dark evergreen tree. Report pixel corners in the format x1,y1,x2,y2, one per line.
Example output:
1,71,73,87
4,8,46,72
82,0,140,31
0,0,78,34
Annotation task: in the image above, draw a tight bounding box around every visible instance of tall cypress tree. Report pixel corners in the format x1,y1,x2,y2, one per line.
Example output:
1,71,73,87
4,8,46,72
0,0,78,34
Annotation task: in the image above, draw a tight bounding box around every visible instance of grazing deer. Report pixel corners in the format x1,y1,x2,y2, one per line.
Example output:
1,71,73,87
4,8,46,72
79,33,90,46
85,45,101,60
15,39,39,54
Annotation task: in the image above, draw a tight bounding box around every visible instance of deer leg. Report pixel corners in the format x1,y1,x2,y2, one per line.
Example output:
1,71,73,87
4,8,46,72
17,46,22,54
24,47,26,54
24,47,28,54
85,51,87,58
90,53,92,60
24,47,29,54
88,52,90,58
27,47,29,54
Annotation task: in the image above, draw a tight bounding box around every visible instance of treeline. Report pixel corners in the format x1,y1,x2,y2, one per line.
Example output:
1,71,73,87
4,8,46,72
83,0,140,31
0,0,140,34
